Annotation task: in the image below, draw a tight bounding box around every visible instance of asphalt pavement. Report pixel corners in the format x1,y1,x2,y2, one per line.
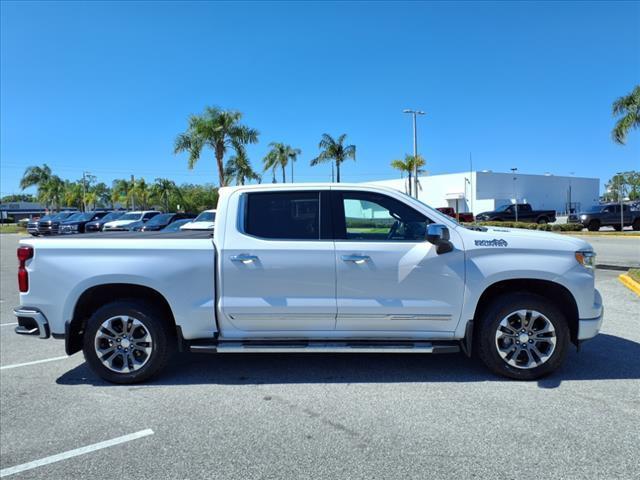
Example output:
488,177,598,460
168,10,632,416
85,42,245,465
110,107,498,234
0,233,639,479
567,234,640,268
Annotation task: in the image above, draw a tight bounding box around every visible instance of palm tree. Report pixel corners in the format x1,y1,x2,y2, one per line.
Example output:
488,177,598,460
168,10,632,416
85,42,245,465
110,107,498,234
174,107,259,187
111,178,135,209
151,178,180,211
134,178,151,210
263,143,302,183
225,150,261,186
310,133,356,183
390,154,426,196
39,176,65,211
20,164,52,200
612,85,640,145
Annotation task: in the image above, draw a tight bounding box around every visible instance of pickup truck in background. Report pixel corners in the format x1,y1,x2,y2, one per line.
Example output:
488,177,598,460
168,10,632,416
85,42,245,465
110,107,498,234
14,184,602,384
475,203,557,224
568,204,640,231
436,207,474,223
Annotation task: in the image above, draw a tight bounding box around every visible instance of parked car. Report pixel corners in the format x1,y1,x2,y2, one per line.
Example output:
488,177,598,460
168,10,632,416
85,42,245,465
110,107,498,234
436,207,474,223
85,211,125,232
180,209,216,230
14,184,602,384
568,204,640,231
27,215,50,236
475,204,556,224
137,213,196,232
37,211,78,235
59,211,110,234
102,211,161,231
161,218,193,232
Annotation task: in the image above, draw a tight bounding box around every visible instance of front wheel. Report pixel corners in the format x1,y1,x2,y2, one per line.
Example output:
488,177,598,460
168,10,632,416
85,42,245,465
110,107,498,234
633,219,640,231
587,220,600,232
475,293,569,380
82,300,174,384
537,217,548,225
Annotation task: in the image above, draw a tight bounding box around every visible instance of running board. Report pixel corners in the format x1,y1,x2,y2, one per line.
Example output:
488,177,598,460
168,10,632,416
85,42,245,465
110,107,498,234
189,340,460,354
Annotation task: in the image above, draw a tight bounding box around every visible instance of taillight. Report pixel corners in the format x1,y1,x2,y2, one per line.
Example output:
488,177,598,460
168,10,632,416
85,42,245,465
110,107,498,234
17,246,33,292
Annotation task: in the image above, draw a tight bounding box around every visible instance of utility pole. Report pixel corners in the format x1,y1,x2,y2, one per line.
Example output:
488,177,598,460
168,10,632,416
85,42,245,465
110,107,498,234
469,153,473,214
331,163,335,183
617,171,624,231
82,171,88,212
130,175,136,211
511,167,518,222
403,109,426,198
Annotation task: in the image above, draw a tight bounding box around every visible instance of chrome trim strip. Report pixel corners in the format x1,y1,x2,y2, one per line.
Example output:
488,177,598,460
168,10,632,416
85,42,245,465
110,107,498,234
13,308,50,339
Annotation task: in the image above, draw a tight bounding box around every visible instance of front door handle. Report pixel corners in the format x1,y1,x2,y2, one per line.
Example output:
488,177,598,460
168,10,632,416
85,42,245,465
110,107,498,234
341,254,370,264
230,254,259,264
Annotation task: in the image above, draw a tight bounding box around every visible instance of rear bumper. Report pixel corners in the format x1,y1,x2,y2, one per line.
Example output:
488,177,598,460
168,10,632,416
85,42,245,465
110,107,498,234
13,307,50,339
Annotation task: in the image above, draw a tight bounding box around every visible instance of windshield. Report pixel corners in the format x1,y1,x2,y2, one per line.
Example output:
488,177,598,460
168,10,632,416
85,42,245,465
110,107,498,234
194,211,216,222
163,219,190,231
100,211,124,222
64,212,84,222
146,213,173,225
584,205,603,213
118,212,142,221
52,212,75,221
35,215,52,222
495,204,512,212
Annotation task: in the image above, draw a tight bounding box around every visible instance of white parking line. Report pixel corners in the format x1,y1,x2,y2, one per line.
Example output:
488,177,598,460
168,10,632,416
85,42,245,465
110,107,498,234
0,323,18,327
0,355,70,371
0,429,154,478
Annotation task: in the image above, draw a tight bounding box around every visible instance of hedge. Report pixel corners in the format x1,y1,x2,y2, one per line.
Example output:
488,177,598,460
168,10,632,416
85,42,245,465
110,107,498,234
463,221,584,232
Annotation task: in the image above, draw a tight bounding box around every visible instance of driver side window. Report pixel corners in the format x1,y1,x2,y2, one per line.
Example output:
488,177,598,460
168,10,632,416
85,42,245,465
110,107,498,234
339,192,430,241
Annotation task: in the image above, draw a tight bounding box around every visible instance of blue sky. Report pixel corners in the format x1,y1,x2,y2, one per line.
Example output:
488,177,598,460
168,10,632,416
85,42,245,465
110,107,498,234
1,1,639,197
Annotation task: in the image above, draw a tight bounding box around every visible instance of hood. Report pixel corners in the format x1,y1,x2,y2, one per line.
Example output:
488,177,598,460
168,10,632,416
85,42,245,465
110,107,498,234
462,225,592,252
180,221,215,230
104,219,137,228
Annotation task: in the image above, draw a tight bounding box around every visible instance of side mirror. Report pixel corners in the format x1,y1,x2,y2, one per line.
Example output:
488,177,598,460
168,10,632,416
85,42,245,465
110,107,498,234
426,224,454,254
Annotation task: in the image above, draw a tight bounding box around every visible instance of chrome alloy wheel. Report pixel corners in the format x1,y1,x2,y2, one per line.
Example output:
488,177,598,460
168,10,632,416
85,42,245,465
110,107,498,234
94,315,153,373
494,309,557,369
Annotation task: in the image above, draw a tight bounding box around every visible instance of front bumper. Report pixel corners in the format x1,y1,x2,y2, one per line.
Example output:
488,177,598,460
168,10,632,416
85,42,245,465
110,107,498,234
578,289,604,341
14,307,50,339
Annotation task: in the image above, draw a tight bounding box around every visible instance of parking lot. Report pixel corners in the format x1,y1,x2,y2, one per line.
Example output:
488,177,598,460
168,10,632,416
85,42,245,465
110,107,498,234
0,233,638,479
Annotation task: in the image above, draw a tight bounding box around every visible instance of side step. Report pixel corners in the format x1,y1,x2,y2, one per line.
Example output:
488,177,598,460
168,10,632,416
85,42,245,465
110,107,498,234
190,340,460,354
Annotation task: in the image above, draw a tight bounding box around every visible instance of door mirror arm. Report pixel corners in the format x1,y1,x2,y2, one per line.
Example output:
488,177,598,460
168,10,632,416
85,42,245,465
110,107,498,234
426,224,454,254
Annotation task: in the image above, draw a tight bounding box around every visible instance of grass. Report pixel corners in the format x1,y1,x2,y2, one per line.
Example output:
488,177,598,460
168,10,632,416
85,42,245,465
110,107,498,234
628,269,640,284
0,223,26,234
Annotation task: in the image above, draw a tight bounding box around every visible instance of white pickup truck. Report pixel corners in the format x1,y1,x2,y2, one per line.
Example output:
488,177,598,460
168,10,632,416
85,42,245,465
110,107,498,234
14,184,603,383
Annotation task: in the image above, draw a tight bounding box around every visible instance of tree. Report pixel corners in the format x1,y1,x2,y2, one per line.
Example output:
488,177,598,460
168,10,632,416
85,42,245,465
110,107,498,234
111,179,135,209
225,150,261,186
263,142,301,183
390,154,426,196
1,194,36,203
612,85,640,145
38,176,65,211
92,183,112,208
174,107,259,187
310,133,355,183
603,171,640,201
134,178,151,210
20,164,52,201
63,180,83,209
151,178,180,211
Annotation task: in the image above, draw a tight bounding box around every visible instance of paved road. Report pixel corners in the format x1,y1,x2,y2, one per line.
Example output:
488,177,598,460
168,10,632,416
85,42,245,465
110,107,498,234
567,235,640,268
0,234,639,479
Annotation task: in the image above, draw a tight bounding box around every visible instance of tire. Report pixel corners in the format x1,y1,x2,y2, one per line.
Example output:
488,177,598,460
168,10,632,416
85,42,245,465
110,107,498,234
613,224,622,232
587,220,600,232
475,293,570,380
82,299,175,384
633,219,640,231
537,217,548,225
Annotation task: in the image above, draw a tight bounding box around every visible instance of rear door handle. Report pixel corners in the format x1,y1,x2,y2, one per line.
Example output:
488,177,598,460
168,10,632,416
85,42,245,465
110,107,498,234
230,254,259,264
341,254,370,264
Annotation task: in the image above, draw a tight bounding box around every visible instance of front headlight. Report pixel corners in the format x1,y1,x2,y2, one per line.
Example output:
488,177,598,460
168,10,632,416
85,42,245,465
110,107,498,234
575,251,596,269
580,214,587,220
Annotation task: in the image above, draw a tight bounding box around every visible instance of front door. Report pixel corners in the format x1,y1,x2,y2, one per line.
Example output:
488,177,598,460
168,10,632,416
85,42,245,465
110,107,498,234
333,189,465,334
220,189,336,334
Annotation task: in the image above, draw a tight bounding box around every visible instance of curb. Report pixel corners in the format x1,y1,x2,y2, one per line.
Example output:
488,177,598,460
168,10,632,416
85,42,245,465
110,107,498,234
619,274,640,297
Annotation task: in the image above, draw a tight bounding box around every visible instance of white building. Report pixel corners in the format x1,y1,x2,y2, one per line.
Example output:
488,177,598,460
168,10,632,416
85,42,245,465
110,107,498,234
368,171,600,215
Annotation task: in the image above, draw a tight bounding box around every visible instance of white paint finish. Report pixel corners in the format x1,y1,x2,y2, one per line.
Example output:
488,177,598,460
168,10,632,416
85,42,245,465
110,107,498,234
0,355,70,370
0,429,154,478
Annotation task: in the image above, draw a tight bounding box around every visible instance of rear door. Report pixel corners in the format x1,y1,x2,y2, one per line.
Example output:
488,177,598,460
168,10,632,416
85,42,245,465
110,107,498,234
332,189,465,333
219,189,336,334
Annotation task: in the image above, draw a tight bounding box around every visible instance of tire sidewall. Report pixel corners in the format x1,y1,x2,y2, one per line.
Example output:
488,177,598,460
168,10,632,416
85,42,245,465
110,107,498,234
83,300,172,384
477,293,570,380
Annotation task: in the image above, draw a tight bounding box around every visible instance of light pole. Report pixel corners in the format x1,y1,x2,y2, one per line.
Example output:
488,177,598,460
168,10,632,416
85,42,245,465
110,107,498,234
617,171,624,231
511,167,518,222
568,171,575,214
403,109,425,198
82,171,91,212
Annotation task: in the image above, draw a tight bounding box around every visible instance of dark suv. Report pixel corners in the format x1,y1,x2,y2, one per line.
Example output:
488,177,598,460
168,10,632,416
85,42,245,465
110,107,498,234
59,211,110,234
85,211,125,232
569,204,640,231
37,211,78,235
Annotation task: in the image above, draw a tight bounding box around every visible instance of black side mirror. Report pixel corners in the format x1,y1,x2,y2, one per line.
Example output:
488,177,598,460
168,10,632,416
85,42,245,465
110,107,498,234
426,224,454,254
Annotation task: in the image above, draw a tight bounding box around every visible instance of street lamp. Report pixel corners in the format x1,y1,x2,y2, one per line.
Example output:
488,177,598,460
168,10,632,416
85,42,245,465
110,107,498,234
616,171,624,231
403,109,426,198
511,167,518,222
82,171,91,212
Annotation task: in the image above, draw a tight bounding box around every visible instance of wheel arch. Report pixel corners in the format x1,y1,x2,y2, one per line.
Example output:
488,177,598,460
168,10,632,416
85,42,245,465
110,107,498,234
472,279,579,347
66,283,178,355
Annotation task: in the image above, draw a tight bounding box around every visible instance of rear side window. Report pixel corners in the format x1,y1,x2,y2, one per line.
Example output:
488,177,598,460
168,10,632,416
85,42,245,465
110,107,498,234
245,191,320,240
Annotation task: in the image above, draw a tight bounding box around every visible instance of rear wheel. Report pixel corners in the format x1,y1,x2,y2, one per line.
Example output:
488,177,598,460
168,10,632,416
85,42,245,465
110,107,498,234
613,224,623,231
475,293,569,380
587,220,600,232
632,219,640,231
537,217,548,225
82,299,174,384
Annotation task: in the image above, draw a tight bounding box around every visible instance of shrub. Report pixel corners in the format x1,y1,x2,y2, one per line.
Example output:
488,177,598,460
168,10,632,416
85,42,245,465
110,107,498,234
463,221,583,232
